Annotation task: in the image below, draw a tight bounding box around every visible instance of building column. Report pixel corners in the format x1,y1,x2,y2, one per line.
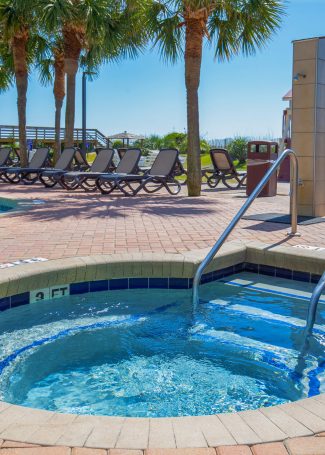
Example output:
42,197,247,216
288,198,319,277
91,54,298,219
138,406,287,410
291,37,325,217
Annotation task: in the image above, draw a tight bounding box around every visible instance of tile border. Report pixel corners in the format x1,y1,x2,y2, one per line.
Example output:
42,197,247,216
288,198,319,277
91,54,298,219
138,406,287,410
0,262,322,311
0,237,324,310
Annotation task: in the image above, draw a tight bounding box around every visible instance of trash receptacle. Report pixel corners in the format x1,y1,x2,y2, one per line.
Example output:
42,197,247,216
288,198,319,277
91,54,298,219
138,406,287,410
246,141,278,197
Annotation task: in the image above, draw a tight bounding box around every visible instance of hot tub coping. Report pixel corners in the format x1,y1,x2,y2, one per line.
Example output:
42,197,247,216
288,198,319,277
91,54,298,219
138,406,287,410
0,240,324,448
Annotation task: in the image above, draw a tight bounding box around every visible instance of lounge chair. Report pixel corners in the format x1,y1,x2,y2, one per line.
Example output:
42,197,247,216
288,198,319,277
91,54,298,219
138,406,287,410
206,148,247,189
172,153,187,185
93,148,142,194
96,148,181,196
119,148,141,173
1,147,50,184
0,148,14,182
38,148,77,187
59,148,115,191
117,148,127,160
0,147,13,166
74,149,91,171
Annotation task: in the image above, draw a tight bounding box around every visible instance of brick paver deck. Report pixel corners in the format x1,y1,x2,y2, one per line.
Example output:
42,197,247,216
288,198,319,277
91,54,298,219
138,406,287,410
0,183,324,263
0,433,324,454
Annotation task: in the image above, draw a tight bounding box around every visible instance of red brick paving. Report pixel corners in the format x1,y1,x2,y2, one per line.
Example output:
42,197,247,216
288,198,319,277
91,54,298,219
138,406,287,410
0,433,324,453
251,442,289,455
216,447,252,455
0,435,323,454
0,183,324,263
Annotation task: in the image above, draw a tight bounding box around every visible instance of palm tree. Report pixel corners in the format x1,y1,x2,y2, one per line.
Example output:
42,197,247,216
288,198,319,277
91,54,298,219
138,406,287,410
0,0,36,166
52,43,65,160
146,0,285,196
40,0,78,148
41,0,148,149
36,36,66,163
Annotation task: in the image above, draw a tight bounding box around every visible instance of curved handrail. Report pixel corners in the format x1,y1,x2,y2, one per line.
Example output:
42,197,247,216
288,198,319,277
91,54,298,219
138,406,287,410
192,149,299,308
305,272,325,334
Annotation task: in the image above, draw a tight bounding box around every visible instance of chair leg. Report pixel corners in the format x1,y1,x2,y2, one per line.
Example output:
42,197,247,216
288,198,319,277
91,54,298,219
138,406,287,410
207,174,221,188
80,179,97,192
96,179,117,195
222,173,245,189
39,175,58,188
134,177,181,196
60,176,79,190
115,180,137,196
3,172,21,184
239,175,247,187
21,173,39,185
163,178,181,195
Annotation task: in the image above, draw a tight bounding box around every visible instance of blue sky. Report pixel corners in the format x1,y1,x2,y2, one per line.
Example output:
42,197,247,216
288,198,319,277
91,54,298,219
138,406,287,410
0,0,324,140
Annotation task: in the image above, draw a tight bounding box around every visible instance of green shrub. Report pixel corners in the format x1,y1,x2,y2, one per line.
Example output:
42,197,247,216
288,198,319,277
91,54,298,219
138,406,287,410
163,132,186,148
228,137,248,164
112,140,123,149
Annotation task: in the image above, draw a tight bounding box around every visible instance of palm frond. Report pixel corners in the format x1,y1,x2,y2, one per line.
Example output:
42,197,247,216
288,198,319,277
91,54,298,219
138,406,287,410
36,58,54,85
209,0,286,61
146,0,184,63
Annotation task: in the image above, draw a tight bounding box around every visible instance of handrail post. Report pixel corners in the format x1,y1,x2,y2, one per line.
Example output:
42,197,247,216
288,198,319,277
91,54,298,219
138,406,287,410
288,150,299,236
192,149,299,309
305,272,325,334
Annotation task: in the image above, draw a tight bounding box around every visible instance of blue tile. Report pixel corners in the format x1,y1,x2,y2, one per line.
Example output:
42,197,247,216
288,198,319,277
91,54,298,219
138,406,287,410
169,278,189,289
222,266,235,278
70,282,89,295
0,297,10,311
129,278,149,289
149,278,168,289
109,278,128,290
244,262,259,273
213,269,225,281
89,280,109,292
311,274,322,284
293,271,311,282
234,263,245,273
10,292,29,308
200,272,214,284
259,265,276,277
276,267,293,280
189,278,193,288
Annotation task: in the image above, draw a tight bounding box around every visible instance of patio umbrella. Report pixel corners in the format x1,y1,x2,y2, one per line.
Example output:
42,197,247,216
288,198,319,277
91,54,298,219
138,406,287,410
108,131,145,147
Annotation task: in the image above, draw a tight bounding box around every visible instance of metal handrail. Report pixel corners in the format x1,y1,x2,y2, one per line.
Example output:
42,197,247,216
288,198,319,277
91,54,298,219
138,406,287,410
0,125,108,147
305,272,325,334
192,149,299,308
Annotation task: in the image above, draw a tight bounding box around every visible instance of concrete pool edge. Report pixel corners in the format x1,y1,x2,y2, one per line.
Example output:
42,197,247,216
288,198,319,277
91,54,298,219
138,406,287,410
0,240,324,449
1,240,325,300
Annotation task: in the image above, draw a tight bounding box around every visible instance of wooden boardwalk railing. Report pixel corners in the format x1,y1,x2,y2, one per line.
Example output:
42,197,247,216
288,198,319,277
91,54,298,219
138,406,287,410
0,125,108,148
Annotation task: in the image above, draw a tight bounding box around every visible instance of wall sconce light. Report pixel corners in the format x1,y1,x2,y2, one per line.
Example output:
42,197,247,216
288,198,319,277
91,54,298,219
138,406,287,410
293,73,306,81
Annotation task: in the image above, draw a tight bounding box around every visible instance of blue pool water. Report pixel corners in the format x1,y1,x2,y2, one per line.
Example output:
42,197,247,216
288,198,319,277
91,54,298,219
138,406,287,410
0,197,16,213
0,273,324,417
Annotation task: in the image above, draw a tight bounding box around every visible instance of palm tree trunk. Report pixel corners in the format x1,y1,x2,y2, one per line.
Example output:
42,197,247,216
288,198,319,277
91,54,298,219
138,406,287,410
63,24,84,148
53,49,65,162
64,59,78,148
54,98,64,161
12,30,29,167
185,18,205,197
